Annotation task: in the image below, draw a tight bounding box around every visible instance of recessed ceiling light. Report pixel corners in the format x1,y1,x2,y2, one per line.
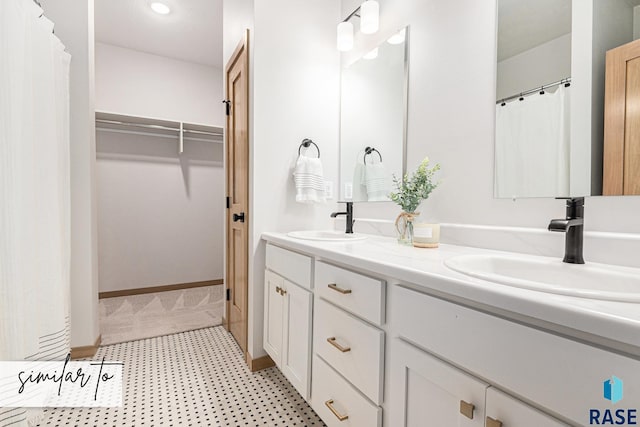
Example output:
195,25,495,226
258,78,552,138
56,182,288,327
150,2,171,15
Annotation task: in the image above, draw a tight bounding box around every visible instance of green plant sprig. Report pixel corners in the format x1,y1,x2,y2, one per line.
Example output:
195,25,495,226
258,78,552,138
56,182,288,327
389,157,441,213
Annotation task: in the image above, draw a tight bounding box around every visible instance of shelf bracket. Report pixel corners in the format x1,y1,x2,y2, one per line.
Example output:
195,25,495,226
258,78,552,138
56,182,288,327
179,122,184,154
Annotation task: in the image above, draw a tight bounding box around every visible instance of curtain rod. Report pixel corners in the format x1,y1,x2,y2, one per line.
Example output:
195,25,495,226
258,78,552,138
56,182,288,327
497,77,571,105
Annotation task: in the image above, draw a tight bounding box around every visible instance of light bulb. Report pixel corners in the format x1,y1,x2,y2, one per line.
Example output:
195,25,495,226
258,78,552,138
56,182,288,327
363,47,378,60
337,21,354,51
150,2,171,15
360,1,379,35
387,28,406,45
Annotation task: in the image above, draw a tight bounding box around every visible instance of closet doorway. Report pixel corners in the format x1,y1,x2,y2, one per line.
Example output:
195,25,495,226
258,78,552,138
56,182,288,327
225,31,250,354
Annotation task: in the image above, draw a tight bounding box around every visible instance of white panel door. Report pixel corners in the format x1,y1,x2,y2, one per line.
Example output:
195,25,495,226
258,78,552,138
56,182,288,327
485,388,569,427
263,270,284,365
389,338,488,427
281,279,312,399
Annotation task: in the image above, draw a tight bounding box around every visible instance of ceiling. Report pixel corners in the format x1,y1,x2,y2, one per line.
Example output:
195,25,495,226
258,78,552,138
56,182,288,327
95,0,223,68
498,0,572,61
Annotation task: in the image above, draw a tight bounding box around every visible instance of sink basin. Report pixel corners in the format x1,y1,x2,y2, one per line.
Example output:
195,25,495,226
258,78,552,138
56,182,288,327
444,254,640,302
287,230,367,242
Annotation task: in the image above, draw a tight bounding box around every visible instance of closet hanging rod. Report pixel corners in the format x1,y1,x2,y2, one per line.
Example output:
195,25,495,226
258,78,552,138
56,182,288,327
497,77,571,105
95,119,223,137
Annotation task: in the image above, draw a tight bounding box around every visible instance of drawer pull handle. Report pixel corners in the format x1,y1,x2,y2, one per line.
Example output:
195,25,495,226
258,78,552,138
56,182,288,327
486,417,503,427
459,400,475,419
328,283,352,294
327,337,351,353
325,399,349,421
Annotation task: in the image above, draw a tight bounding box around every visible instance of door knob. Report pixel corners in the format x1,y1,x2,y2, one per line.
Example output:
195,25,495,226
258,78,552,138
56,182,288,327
233,212,245,222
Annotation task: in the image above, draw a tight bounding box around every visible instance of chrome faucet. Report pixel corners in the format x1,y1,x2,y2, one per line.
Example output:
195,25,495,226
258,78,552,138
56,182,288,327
331,201,354,234
548,197,585,264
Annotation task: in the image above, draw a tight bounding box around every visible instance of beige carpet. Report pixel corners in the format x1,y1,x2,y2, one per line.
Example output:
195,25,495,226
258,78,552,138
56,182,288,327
99,285,224,345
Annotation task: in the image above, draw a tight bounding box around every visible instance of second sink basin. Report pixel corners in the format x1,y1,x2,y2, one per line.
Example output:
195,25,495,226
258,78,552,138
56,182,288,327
444,254,640,302
287,230,367,242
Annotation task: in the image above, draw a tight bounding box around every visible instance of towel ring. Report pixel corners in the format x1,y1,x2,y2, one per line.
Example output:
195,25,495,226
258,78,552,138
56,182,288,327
364,147,382,164
298,138,320,158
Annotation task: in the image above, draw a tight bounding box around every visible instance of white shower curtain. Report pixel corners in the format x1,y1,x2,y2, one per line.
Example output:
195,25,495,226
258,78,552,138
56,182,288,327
495,85,570,198
0,0,71,425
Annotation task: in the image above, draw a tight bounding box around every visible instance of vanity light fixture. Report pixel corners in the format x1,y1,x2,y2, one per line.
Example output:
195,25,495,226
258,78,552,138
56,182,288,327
337,21,354,52
150,2,171,15
337,0,379,52
387,28,406,45
363,47,378,59
360,0,379,34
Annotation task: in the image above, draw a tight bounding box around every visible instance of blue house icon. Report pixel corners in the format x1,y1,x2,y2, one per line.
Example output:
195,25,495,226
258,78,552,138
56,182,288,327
604,376,624,404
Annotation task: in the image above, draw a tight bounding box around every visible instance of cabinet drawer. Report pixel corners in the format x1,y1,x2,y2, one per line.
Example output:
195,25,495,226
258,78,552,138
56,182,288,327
392,285,640,426
311,355,382,427
315,299,384,404
265,244,312,289
315,261,385,325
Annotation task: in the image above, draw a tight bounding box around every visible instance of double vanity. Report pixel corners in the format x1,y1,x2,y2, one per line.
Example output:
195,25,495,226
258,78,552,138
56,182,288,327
262,231,640,427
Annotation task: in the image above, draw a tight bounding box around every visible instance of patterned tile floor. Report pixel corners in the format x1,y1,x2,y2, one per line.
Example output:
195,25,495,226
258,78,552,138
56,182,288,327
37,327,325,426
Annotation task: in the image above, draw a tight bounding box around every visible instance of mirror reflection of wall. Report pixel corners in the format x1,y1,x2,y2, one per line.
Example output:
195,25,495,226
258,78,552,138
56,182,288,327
495,0,572,199
339,28,408,202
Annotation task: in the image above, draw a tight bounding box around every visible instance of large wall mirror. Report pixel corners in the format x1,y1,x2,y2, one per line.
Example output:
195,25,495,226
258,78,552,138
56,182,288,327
339,27,409,202
494,0,640,199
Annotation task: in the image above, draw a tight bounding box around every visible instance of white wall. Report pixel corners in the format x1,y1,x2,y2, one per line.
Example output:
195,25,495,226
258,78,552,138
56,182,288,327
224,0,341,360
95,43,224,126
40,0,100,348
342,0,640,267
95,44,225,292
96,133,224,292
496,33,571,101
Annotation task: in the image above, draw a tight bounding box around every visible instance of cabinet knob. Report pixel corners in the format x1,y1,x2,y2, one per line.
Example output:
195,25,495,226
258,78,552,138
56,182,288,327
275,286,282,294
280,288,287,295
459,400,475,419
486,416,503,427
325,399,349,421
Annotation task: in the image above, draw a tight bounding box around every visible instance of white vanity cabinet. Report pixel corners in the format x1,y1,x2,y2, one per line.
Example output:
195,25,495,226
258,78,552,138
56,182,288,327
263,245,313,399
390,338,488,427
311,261,386,426
261,234,640,427
390,338,569,427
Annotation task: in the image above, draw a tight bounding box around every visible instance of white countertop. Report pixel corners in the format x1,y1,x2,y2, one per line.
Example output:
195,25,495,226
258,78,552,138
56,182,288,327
261,232,640,354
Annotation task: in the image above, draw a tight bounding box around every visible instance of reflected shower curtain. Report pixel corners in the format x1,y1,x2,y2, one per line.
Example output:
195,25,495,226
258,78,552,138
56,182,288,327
495,85,570,198
0,0,71,425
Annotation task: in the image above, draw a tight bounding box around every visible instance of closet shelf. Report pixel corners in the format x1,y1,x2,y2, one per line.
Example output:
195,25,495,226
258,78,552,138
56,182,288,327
95,111,224,153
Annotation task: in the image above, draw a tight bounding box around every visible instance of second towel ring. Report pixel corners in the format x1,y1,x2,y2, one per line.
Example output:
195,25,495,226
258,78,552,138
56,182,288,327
364,147,382,164
298,138,320,158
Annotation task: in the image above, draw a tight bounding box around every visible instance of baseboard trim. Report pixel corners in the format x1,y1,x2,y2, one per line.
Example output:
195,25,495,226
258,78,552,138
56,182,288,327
71,335,102,360
99,279,224,299
246,353,275,372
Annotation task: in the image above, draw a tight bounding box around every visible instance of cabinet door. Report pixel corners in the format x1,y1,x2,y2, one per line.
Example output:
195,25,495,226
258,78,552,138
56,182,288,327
281,279,312,399
485,388,569,427
389,338,488,427
263,270,284,366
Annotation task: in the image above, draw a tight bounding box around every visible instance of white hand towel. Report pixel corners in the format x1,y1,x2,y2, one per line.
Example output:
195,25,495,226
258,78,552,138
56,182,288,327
364,163,389,201
293,156,326,203
351,163,368,202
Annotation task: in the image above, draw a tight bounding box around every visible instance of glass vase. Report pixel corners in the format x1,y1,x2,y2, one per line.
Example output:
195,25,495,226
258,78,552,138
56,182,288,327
395,211,419,245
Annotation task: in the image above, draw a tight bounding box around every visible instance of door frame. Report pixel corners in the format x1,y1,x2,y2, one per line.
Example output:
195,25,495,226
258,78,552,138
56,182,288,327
224,30,250,352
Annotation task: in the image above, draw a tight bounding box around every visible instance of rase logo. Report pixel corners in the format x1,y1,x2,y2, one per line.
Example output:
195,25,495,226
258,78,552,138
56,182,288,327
589,376,637,425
